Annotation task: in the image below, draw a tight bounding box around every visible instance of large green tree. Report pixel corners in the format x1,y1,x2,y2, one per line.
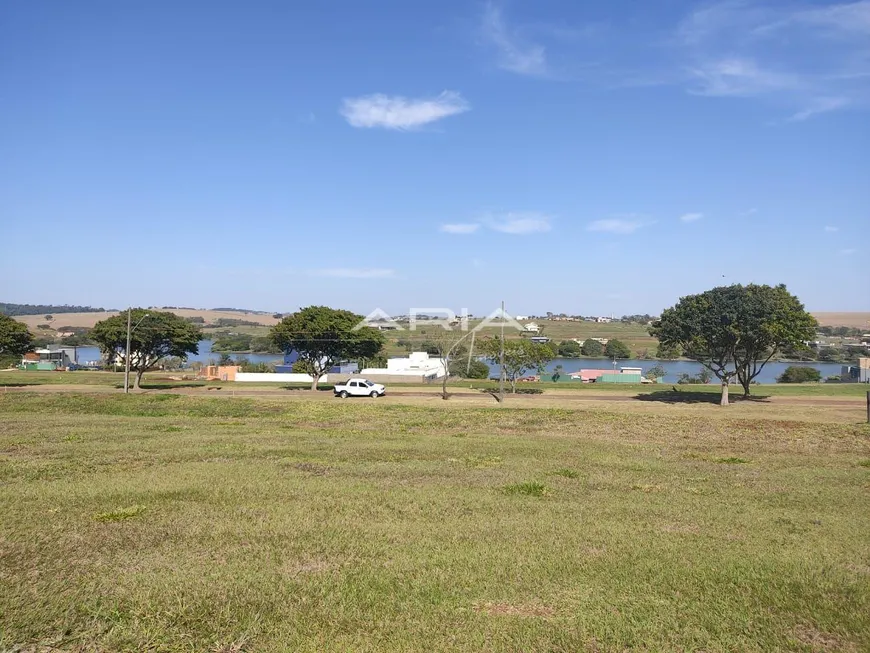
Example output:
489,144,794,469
650,284,817,405
0,314,34,366
270,306,385,390
480,337,555,393
604,339,631,359
91,309,202,389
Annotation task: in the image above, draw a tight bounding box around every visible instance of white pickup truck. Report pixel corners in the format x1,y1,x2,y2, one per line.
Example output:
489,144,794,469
333,378,386,399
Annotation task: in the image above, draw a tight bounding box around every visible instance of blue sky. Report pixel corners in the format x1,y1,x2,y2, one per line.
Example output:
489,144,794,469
1,0,868,316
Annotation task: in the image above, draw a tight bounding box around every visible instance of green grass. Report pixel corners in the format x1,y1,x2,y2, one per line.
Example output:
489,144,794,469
503,481,549,497
1,393,868,651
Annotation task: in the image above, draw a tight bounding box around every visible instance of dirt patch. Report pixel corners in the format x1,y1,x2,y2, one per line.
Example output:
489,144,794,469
793,624,856,652
660,522,701,535
283,557,335,576
474,601,555,618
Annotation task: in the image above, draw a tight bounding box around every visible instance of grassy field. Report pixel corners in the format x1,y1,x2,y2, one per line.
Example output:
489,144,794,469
1,393,868,652
381,319,659,357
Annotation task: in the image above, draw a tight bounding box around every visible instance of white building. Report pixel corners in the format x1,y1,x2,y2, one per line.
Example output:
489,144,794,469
360,351,447,380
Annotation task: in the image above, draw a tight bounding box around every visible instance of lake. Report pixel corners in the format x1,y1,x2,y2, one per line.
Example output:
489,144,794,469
70,340,284,367
68,341,845,384
481,358,845,385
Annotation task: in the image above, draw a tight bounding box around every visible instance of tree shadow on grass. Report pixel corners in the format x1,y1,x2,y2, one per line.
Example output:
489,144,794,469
636,389,771,404
0,382,44,387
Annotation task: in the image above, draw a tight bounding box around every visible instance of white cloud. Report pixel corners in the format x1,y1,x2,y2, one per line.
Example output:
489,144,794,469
676,1,868,120
340,91,469,130
486,212,552,234
778,1,870,37
688,58,801,97
481,3,547,76
824,225,840,232
740,207,759,216
788,97,850,122
440,223,480,235
680,212,704,223
587,216,649,235
840,248,856,255
310,268,396,279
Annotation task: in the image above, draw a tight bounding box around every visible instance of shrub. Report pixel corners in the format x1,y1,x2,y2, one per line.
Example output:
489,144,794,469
645,364,666,381
777,366,822,383
557,340,582,357
604,339,631,359
449,358,489,379
581,339,604,357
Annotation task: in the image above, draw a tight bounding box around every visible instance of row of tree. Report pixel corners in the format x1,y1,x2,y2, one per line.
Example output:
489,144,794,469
0,284,824,405
556,339,632,359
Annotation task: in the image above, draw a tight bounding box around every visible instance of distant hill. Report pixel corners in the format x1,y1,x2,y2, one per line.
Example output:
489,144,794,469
11,309,281,331
0,303,108,316
812,312,870,329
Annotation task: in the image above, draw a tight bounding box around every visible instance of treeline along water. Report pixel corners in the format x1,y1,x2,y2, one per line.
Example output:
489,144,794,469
68,341,845,384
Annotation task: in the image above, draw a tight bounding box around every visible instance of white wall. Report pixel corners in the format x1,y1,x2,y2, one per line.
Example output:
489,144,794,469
235,373,327,383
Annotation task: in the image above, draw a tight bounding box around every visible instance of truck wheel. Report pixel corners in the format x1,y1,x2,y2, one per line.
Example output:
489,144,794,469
339,391,349,398
370,391,379,398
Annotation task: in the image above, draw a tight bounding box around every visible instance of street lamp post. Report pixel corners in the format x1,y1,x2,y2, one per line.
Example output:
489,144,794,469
123,309,150,394
124,309,132,393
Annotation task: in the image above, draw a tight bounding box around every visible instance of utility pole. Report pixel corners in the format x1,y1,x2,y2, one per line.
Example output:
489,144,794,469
124,308,132,394
499,300,505,404
466,329,476,376
123,309,149,394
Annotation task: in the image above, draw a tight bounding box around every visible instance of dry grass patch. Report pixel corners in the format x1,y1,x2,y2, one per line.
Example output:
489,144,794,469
473,601,556,618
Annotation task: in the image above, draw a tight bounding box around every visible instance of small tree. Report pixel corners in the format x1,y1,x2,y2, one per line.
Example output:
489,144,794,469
581,338,604,357
448,357,489,379
817,347,841,362
0,314,34,367
428,329,477,399
605,339,631,359
645,364,666,382
90,309,202,389
557,340,581,357
777,366,822,383
480,337,555,393
270,306,385,390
